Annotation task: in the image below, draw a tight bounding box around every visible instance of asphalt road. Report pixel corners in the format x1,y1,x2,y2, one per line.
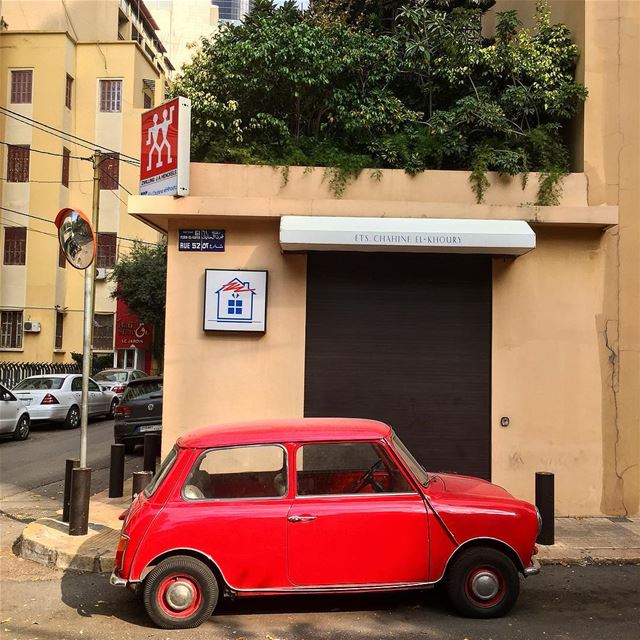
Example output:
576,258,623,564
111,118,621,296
0,417,142,519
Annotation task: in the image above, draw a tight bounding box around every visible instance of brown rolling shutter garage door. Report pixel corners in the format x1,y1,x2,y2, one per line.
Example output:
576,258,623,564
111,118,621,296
304,252,492,480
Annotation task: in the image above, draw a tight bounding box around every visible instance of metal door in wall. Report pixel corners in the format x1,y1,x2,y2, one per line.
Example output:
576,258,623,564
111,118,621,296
304,252,492,479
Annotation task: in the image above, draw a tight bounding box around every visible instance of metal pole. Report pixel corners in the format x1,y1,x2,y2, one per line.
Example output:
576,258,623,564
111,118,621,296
535,471,555,545
143,432,161,474
79,151,101,468
109,444,126,498
62,458,79,522
132,471,153,500
69,467,91,536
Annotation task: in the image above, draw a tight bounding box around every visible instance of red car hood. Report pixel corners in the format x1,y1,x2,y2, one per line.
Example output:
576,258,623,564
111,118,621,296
426,472,516,502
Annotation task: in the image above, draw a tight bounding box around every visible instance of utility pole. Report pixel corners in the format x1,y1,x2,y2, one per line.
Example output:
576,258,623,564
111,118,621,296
79,150,101,467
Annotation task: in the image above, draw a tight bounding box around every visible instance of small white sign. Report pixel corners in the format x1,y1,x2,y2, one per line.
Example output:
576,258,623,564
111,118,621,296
204,269,268,333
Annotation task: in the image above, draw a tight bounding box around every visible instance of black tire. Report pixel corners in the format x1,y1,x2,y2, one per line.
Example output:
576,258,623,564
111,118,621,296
143,555,219,630
445,547,520,618
64,405,80,429
106,398,118,419
13,414,30,441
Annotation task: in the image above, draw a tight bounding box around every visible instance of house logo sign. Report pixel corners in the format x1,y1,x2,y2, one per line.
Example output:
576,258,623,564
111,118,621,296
216,278,256,322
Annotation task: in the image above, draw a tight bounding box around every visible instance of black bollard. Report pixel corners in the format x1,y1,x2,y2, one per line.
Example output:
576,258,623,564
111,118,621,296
69,467,91,536
109,444,126,498
132,470,153,500
143,432,161,474
62,458,80,523
535,471,555,545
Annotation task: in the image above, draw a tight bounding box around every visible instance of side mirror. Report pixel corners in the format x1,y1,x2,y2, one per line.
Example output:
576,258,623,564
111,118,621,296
2,392,12,401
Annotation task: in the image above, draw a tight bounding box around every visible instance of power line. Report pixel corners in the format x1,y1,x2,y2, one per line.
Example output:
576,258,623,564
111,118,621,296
0,139,90,161
0,106,141,166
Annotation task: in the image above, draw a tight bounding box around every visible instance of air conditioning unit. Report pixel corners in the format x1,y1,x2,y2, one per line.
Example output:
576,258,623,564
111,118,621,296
24,321,41,333
95,268,108,281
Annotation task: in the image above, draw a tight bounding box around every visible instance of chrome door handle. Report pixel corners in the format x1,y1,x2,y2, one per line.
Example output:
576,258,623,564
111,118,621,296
288,515,317,523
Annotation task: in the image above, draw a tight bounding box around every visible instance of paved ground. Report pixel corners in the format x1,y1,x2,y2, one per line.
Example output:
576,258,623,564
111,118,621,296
0,418,142,522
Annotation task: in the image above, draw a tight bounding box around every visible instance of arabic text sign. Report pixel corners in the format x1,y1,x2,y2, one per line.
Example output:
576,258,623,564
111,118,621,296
179,229,225,252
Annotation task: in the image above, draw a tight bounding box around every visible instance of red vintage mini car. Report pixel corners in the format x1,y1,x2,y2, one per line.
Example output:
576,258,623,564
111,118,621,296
111,418,541,629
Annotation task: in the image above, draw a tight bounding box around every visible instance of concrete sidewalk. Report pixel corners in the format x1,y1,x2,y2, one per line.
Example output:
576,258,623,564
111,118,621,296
14,485,640,573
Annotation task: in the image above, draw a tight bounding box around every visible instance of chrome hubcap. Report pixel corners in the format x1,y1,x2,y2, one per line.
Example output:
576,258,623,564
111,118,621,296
471,571,499,600
165,581,195,611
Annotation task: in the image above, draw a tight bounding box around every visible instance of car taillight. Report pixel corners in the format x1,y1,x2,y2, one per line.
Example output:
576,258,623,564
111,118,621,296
114,405,131,416
41,393,59,405
115,534,129,570
112,385,125,394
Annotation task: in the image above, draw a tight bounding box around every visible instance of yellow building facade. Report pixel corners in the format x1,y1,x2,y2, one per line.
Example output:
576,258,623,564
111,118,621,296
0,0,169,368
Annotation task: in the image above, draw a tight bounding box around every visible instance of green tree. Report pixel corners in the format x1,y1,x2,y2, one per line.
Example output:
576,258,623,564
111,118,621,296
110,238,167,365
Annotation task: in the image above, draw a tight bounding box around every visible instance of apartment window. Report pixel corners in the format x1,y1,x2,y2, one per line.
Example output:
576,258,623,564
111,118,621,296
62,147,70,187
65,74,73,109
143,92,152,109
100,153,119,190
0,310,23,350
97,232,117,268
55,312,64,350
7,145,30,183
99,79,122,112
93,313,114,351
11,70,32,104
3,227,27,265
58,243,67,268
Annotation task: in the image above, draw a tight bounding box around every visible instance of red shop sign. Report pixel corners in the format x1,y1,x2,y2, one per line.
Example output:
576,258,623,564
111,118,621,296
115,299,153,350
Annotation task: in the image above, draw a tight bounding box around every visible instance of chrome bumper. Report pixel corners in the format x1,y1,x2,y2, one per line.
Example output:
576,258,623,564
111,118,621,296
110,570,127,587
524,557,541,577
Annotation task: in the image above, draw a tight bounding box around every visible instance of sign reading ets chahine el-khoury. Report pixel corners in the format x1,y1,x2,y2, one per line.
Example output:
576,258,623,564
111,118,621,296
140,96,191,196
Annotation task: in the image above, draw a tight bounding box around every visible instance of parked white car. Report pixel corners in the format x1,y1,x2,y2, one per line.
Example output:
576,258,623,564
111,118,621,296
12,374,118,429
93,368,147,399
0,382,30,440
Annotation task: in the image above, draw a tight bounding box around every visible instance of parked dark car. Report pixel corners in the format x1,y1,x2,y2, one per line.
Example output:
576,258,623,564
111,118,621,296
114,377,162,453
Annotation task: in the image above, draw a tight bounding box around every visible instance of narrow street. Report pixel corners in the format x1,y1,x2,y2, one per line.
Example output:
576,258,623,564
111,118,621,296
0,418,142,521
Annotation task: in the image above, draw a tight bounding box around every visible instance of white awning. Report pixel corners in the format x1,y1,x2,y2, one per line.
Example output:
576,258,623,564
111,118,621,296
280,216,535,256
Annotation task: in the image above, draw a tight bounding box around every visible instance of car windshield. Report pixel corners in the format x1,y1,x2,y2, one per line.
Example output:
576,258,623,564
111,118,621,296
144,447,178,497
123,380,162,402
14,377,65,391
95,371,128,382
392,433,430,487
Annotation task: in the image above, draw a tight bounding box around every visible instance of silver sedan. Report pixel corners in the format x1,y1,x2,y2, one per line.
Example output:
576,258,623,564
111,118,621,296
12,374,118,429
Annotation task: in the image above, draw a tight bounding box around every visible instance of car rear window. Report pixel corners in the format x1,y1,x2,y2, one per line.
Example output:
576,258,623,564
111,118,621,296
122,380,162,402
144,447,178,497
95,371,128,382
14,377,64,391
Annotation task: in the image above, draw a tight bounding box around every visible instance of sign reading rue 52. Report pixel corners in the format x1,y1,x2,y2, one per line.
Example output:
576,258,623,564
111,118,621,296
179,229,225,252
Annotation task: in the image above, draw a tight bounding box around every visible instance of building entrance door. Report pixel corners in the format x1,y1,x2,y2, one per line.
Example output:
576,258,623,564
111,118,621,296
303,252,492,479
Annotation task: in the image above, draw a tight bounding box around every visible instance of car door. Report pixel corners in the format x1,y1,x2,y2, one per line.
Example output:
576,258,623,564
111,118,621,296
0,384,20,434
287,441,429,587
157,444,293,590
88,378,105,414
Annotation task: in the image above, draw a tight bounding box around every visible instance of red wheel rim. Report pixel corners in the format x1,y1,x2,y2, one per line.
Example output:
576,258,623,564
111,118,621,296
156,573,202,619
464,566,505,608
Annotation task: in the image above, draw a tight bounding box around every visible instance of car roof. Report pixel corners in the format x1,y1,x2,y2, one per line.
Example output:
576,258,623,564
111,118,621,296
22,373,76,378
177,418,392,449
98,368,140,372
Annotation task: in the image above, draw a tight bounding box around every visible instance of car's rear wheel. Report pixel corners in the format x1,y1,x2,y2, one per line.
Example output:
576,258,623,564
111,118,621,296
445,547,520,618
64,405,80,429
143,555,219,629
13,414,30,441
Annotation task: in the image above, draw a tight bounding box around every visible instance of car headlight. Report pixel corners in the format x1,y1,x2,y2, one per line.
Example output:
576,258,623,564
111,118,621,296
535,506,542,536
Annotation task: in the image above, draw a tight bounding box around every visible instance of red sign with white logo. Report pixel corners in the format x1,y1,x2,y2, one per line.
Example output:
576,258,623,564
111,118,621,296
140,96,191,196
115,299,153,350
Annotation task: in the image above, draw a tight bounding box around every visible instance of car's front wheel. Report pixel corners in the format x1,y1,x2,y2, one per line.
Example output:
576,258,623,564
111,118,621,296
106,398,118,419
445,547,520,618
13,414,30,441
143,555,219,629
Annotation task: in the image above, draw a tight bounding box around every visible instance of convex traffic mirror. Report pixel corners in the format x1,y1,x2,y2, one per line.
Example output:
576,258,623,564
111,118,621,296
55,208,96,270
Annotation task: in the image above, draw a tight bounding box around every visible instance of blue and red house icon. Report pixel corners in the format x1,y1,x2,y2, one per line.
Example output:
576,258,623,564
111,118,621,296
216,278,256,322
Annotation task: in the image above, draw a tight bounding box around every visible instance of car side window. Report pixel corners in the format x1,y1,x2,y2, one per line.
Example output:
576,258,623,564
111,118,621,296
88,379,100,392
183,445,287,501
296,442,413,496
71,377,82,392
